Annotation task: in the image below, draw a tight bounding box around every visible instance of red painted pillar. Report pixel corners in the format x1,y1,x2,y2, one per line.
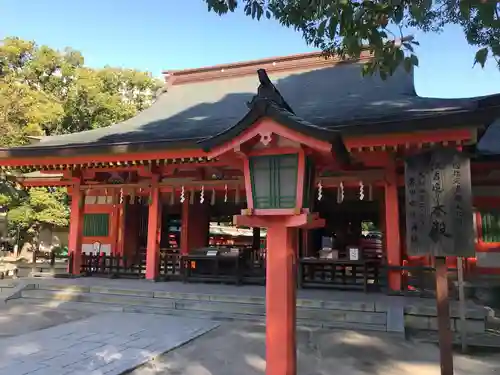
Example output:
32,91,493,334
385,167,402,291
68,186,84,275
146,182,162,280
266,224,297,375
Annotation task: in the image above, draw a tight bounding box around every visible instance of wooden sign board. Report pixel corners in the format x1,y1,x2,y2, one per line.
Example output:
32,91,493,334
348,246,360,261
404,148,474,257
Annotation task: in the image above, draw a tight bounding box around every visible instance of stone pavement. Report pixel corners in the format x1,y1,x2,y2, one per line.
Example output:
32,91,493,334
0,303,95,338
0,312,219,375
131,323,500,375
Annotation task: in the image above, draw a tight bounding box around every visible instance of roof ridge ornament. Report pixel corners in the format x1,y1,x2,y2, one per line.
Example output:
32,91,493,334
246,69,295,114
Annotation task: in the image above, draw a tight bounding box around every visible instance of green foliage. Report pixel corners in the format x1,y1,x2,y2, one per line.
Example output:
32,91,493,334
0,36,163,246
0,36,163,144
7,188,69,233
204,0,500,77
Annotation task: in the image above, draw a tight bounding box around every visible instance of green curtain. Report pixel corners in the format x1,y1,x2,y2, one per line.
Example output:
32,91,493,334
83,213,110,237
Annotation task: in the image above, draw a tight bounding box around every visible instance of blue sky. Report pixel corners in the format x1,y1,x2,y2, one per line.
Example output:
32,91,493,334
1,0,499,98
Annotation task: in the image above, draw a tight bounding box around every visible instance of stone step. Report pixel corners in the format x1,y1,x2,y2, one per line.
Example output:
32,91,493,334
405,302,486,320
34,283,381,312
12,298,389,332
29,271,71,278
20,282,490,335
19,288,389,331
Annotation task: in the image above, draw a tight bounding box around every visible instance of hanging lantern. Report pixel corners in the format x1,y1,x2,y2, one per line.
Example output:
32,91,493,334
200,185,205,204
359,181,364,201
211,188,216,206
317,180,323,201
224,184,228,203
180,185,185,203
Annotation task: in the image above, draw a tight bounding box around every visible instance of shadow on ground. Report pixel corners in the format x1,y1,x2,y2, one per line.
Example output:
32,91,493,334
130,323,500,375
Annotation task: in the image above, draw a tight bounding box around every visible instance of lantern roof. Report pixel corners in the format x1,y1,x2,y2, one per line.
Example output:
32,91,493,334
199,68,350,164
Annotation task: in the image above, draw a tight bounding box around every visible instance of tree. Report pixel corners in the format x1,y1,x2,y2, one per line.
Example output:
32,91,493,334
7,187,69,257
0,37,163,137
205,0,500,77
0,36,163,253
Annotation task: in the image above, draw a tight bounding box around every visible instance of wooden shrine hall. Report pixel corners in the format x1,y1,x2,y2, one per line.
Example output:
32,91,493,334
1,51,500,295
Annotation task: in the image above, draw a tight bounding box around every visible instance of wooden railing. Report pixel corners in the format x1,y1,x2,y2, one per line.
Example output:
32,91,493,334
159,249,183,281
182,254,243,284
181,248,266,285
68,247,462,296
80,252,146,279
298,259,382,292
71,248,265,284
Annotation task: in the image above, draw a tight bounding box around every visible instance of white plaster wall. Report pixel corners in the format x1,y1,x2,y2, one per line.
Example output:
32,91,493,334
85,196,114,205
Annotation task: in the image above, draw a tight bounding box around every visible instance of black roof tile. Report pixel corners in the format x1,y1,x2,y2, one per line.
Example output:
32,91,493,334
8,60,500,155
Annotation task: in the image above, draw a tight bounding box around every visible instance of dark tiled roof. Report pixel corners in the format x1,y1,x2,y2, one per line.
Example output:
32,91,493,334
12,60,500,152
477,118,500,155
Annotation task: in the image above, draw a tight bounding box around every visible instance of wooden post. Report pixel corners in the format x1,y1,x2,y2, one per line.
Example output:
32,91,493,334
146,180,161,280
457,256,467,353
266,224,296,375
435,256,454,375
68,187,84,276
385,167,402,291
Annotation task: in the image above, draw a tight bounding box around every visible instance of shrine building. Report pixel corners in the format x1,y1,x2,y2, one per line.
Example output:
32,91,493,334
1,51,500,294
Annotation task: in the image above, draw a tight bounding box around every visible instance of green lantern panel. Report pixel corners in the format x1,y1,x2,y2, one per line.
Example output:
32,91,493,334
250,154,298,209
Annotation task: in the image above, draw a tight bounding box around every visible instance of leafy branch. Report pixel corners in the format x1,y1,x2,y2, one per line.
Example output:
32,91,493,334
205,0,500,76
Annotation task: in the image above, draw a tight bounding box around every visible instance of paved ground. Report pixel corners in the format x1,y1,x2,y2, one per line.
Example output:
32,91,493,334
0,312,218,375
0,303,96,338
0,300,499,375
130,323,500,375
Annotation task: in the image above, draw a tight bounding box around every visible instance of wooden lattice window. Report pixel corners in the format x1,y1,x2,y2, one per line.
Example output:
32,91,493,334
250,154,298,209
480,211,500,243
83,213,110,237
